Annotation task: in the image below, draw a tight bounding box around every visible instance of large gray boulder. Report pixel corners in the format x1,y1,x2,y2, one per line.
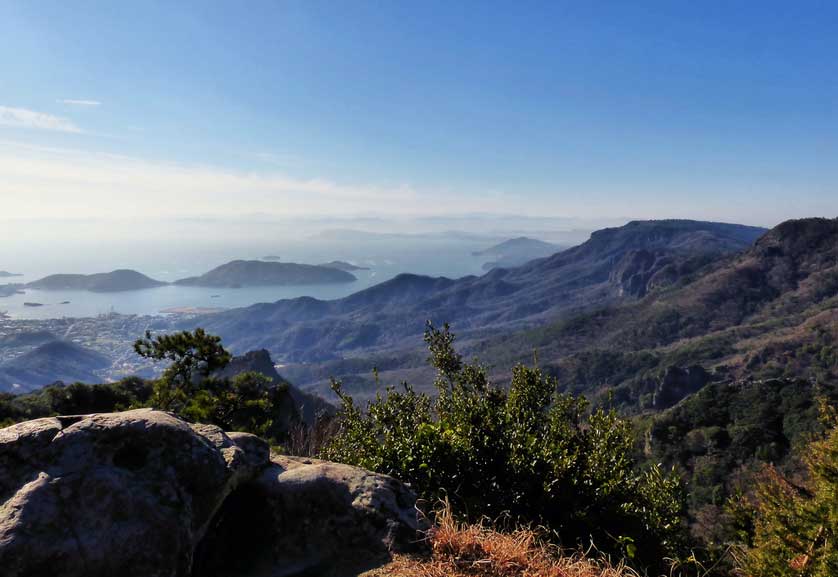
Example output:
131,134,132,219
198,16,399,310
0,409,421,577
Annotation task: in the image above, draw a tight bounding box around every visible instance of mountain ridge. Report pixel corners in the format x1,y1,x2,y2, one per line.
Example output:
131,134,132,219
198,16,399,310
194,220,766,366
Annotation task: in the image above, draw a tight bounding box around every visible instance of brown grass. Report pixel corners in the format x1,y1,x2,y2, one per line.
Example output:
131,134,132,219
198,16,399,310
285,413,340,457
366,503,637,577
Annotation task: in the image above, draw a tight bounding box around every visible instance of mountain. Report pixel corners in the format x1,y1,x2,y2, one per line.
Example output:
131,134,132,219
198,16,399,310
28,270,166,292
0,331,59,348
0,271,21,278
174,260,356,288
192,220,766,383
214,349,335,424
318,260,370,272
472,236,560,270
472,217,838,410
0,340,111,393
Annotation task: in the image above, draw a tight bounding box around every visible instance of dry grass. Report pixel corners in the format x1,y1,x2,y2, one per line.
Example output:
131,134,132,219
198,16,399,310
285,413,340,457
366,503,637,577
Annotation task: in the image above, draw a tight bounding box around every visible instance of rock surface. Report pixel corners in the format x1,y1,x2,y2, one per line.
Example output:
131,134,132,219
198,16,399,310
0,409,421,577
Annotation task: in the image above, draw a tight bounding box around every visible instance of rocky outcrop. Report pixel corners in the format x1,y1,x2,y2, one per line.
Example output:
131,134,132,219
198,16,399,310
215,349,336,425
0,409,421,577
652,365,711,409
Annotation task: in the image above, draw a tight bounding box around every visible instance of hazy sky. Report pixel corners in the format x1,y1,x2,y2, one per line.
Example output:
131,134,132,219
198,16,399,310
1,1,836,226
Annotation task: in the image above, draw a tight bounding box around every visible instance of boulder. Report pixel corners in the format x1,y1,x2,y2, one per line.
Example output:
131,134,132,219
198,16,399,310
0,409,421,577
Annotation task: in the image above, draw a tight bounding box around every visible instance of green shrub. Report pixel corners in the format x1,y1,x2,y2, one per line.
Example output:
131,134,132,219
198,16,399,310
741,417,838,576
322,322,687,571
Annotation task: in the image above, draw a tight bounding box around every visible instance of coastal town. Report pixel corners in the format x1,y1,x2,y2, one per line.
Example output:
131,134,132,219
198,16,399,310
0,311,185,381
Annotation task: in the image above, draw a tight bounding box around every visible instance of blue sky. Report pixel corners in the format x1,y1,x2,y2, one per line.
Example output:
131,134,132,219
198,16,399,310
1,1,836,225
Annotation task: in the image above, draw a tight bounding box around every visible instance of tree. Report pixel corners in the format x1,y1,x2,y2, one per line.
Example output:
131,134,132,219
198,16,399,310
134,328,231,412
741,415,838,576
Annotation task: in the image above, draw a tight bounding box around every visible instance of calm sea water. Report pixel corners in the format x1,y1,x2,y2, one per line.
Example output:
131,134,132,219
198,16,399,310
0,235,492,320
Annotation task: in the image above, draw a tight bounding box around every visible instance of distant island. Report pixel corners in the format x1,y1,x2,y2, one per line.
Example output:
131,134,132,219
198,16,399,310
473,236,561,270
0,284,24,298
261,255,282,261
174,259,357,288
0,271,21,278
160,306,226,315
27,270,167,292
23,302,44,307
318,260,370,272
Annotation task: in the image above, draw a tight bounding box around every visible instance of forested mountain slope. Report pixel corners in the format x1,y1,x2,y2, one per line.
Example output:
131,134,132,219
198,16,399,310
197,220,764,365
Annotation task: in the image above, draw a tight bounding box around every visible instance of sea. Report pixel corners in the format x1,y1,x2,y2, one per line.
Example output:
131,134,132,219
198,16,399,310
0,234,497,320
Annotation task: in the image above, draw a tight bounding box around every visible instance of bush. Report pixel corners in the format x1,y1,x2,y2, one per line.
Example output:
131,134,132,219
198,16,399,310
135,329,298,442
741,414,838,576
322,323,687,571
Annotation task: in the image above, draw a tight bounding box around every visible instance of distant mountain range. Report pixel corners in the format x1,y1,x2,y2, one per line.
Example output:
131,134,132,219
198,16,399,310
174,260,356,288
8,217,835,418
472,237,560,270
440,217,837,410
193,220,767,380
274,217,835,406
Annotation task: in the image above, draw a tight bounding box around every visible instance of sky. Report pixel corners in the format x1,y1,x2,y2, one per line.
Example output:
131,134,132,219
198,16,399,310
1,1,837,227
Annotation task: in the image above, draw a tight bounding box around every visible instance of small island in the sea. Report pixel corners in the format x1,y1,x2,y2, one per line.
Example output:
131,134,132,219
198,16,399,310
0,284,24,298
160,306,226,315
261,255,282,261
27,269,167,292
174,259,356,288
318,260,371,272
0,271,22,278
23,302,44,307
473,236,561,270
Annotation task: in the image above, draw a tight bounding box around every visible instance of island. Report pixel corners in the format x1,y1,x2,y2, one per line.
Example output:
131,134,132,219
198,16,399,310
473,237,561,270
23,302,44,307
27,269,167,292
318,260,371,272
174,259,356,288
261,255,282,261
0,284,24,298
0,271,22,278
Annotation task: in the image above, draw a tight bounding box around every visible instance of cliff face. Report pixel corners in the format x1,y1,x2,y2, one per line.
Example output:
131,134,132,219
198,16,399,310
0,409,421,577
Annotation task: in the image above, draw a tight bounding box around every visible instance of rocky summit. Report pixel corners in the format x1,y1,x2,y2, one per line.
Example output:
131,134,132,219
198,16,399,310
0,409,421,577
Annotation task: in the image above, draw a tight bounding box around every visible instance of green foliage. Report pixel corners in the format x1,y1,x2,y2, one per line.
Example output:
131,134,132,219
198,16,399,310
741,421,838,576
196,371,294,439
648,378,838,521
0,329,296,444
134,328,231,412
0,378,152,425
322,322,687,571
133,329,298,441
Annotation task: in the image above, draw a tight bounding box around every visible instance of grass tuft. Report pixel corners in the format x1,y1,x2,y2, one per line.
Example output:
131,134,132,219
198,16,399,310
367,502,638,577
